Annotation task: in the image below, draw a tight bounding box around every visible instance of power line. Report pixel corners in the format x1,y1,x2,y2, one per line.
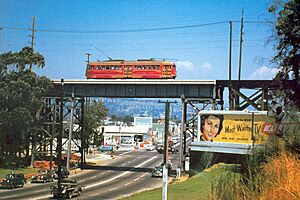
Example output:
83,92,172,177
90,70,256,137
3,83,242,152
232,20,273,24
0,20,272,35
1,21,229,34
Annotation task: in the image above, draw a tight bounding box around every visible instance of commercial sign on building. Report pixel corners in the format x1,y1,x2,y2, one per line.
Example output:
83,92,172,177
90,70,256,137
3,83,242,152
134,117,152,128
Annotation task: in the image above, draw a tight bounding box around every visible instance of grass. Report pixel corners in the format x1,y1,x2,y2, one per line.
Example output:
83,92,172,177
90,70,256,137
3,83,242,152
121,163,241,200
0,167,38,179
121,134,300,200
259,149,300,200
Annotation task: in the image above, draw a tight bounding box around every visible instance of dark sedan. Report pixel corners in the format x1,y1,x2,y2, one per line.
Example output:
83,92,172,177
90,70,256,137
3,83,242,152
31,169,54,183
53,166,70,179
50,179,82,199
0,173,26,189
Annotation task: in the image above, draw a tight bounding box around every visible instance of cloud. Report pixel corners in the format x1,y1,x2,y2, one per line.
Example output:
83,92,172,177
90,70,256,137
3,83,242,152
249,66,278,80
202,62,212,69
176,60,195,71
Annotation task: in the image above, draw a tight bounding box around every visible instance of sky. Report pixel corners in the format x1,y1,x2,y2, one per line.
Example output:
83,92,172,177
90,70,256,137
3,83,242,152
0,0,279,81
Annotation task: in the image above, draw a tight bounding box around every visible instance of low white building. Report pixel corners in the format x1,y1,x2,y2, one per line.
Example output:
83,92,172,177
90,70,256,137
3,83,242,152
101,125,149,145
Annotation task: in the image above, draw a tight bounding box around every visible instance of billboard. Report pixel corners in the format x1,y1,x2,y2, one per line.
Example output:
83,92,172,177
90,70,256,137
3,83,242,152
134,117,152,128
197,110,273,145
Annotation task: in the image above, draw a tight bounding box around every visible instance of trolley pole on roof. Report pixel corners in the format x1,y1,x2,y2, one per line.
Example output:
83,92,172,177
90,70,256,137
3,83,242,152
86,53,92,63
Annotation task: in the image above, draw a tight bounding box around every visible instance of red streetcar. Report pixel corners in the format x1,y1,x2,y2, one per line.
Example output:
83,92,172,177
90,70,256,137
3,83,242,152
85,59,176,79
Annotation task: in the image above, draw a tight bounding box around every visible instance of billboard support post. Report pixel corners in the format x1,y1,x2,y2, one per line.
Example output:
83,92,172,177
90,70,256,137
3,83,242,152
251,112,255,147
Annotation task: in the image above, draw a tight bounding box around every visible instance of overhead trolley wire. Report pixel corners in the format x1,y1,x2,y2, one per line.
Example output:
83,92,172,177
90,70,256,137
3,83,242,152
1,21,228,34
0,20,271,34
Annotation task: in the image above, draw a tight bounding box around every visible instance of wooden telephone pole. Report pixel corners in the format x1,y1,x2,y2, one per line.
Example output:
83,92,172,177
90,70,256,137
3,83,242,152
29,16,36,71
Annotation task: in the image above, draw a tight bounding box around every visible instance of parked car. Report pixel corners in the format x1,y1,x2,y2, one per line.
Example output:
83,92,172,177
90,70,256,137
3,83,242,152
0,173,26,189
31,169,54,183
168,145,176,154
151,159,173,178
53,166,70,179
50,178,82,199
156,144,177,154
156,143,164,154
151,166,163,177
98,145,115,152
171,136,180,143
145,144,155,151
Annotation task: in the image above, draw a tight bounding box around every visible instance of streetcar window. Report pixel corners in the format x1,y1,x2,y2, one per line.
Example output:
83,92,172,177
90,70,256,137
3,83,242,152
106,66,110,70
156,65,160,70
111,66,115,70
88,65,94,70
138,65,142,69
115,66,119,70
97,65,101,70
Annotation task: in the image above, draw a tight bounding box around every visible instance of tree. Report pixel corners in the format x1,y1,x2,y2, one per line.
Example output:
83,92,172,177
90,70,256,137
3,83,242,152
85,99,108,147
269,0,300,108
0,47,51,167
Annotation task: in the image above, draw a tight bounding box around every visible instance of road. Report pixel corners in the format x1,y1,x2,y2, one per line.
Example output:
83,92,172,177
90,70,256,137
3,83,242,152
0,148,179,200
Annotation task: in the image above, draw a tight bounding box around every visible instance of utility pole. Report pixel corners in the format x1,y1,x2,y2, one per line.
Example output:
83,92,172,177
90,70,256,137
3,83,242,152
80,97,86,167
158,100,176,200
228,21,233,110
57,78,64,199
29,16,36,71
236,10,244,110
179,95,186,172
0,27,3,48
67,89,74,172
238,10,244,81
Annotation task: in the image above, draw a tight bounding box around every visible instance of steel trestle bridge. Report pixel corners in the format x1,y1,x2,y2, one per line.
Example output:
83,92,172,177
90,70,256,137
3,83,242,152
36,79,296,172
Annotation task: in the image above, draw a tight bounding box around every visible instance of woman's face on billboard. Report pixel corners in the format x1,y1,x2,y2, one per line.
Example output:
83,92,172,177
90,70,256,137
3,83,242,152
202,115,221,141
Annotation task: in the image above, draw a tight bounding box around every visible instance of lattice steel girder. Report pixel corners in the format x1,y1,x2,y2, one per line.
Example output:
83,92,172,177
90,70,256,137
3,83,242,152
32,97,84,163
46,80,216,98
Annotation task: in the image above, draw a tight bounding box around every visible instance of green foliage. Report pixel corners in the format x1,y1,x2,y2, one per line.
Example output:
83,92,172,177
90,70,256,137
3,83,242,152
269,0,300,107
0,47,51,168
85,99,108,146
0,167,38,178
121,164,241,200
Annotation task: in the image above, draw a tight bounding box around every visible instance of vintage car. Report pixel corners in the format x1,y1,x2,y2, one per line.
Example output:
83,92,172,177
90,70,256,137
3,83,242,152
53,166,70,179
50,179,82,199
156,143,177,154
145,144,155,151
151,166,163,177
98,145,116,152
0,173,26,189
31,169,54,183
151,160,172,178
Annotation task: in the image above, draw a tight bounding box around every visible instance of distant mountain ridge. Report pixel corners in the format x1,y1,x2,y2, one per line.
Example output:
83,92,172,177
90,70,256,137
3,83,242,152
100,98,182,119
